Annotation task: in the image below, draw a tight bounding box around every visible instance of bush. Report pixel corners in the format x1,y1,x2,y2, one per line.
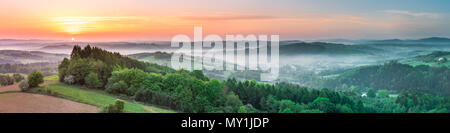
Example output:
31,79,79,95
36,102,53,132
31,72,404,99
64,75,75,84
101,99,125,113
0,74,14,86
135,89,180,110
27,71,44,87
367,88,376,98
311,97,335,113
105,68,148,96
13,73,24,82
106,80,128,94
19,80,30,92
85,72,103,89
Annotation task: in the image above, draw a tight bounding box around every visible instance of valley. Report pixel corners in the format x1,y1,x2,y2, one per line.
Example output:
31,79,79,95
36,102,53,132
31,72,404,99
1,37,450,113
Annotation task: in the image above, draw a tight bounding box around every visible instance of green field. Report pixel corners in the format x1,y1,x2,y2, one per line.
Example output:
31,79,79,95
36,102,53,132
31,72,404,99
44,75,59,81
31,83,175,113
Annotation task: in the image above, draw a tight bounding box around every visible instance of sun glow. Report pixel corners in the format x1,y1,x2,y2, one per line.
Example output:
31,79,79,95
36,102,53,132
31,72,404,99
52,16,152,35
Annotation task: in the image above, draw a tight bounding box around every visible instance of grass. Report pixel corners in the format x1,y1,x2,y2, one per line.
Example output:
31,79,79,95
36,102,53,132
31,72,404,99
31,83,175,113
0,90,20,95
44,75,59,81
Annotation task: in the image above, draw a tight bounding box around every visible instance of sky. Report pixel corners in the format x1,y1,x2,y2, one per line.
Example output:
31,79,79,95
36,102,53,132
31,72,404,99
0,0,449,41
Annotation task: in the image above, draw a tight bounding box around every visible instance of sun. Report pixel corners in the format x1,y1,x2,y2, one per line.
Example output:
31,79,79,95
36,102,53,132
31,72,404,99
72,37,75,41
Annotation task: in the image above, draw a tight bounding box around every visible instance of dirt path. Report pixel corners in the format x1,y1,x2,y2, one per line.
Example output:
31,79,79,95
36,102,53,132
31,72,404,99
0,81,56,93
0,81,99,113
142,105,157,113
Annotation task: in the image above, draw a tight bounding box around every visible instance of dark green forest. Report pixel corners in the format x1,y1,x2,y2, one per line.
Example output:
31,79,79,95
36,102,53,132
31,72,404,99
324,61,450,96
57,45,450,113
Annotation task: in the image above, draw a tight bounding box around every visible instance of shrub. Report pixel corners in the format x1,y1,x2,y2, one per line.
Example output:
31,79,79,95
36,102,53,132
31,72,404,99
101,99,125,113
0,74,14,86
105,68,148,96
27,71,44,88
13,73,24,82
19,80,30,92
367,88,376,98
66,58,92,84
64,75,75,84
106,80,128,94
135,89,180,110
85,72,103,89
237,106,248,113
311,97,335,113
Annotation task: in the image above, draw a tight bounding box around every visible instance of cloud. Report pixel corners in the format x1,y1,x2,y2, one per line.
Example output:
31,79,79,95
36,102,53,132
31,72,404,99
182,14,371,26
53,16,145,24
384,10,440,18
182,15,279,21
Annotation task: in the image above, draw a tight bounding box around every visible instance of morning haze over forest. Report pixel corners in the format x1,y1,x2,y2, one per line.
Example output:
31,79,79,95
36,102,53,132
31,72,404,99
1,0,450,114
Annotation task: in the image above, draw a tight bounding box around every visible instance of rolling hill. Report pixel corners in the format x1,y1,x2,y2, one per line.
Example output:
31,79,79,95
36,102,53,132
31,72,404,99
0,50,68,64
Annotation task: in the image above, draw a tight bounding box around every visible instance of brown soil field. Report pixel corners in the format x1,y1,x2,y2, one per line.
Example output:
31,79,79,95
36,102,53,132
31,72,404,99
0,81,99,113
0,92,99,113
0,84,21,93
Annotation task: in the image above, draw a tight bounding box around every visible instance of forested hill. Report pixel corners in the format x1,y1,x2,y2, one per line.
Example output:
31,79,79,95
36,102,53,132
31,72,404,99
279,42,381,55
370,37,450,43
57,45,368,113
58,45,450,113
323,60,450,96
0,50,67,64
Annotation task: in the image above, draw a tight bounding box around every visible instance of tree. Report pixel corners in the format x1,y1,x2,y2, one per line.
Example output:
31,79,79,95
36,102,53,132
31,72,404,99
66,58,92,84
102,99,125,113
0,74,14,86
279,108,293,113
237,106,248,113
58,58,70,82
105,68,148,95
191,70,209,81
224,92,244,112
311,97,335,113
70,45,82,58
367,88,376,98
336,104,354,113
85,72,103,89
278,100,298,113
27,71,44,88
19,80,29,92
377,89,389,98
13,73,24,82
106,80,128,94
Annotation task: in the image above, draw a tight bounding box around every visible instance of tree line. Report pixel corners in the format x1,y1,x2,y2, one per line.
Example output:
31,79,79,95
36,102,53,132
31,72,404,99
0,73,24,86
0,63,57,76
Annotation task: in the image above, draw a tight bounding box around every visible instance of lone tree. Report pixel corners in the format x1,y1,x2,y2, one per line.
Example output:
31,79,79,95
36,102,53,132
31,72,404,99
367,88,376,98
28,71,44,88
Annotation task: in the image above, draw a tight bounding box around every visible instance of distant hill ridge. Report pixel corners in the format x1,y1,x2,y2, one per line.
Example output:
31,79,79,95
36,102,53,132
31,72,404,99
371,37,450,43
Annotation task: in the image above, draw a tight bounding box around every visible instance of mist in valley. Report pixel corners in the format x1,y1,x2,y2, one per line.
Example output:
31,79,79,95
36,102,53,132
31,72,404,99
2,37,450,90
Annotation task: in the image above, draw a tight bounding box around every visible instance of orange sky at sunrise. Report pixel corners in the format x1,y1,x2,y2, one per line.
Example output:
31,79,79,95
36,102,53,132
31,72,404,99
1,0,449,41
